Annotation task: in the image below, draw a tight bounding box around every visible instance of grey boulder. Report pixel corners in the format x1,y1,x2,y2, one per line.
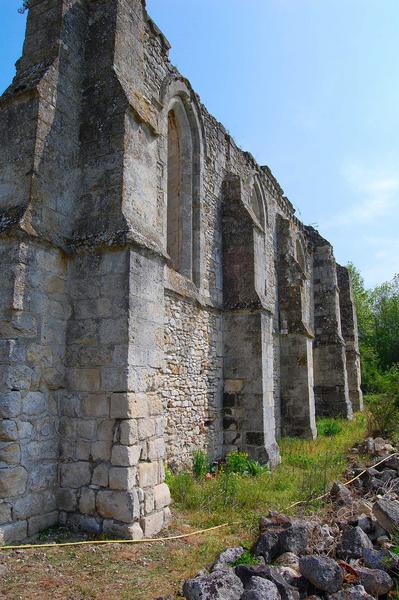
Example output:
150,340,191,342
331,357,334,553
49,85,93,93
242,576,281,600
211,546,245,571
327,585,374,600
354,566,393,597
182,569,244,600
336,526,373,559
299,555,343,593
373,497,399,533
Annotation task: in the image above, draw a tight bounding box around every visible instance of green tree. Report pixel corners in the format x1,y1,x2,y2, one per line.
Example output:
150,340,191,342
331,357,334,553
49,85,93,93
371,274,399,370
347,264,399,392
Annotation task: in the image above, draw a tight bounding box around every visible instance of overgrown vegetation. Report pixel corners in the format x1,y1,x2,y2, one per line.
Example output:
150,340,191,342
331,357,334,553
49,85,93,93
317,417,343,437
167,416,366,529
348,264,399,440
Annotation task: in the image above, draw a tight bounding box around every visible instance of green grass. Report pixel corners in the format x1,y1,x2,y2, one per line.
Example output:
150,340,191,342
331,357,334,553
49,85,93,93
168,414,367,529
1,414,369,600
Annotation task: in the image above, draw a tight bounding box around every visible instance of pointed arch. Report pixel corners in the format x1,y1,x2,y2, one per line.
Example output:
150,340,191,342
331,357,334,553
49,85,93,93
249,177,268,229
162,77,204,287
296,237,306,273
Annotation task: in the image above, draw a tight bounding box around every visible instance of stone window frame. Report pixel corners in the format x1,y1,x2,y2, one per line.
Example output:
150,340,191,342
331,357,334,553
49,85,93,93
161,77,205,291
249,175,268,231
295,236,307,275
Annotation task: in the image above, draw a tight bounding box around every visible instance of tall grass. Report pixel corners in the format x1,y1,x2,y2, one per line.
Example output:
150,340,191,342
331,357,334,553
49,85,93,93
168,415,366,529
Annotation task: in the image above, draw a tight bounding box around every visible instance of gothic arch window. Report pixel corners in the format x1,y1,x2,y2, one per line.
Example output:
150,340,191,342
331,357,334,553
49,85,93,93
296,239,306,273
166,95,201,285
250,180,267,228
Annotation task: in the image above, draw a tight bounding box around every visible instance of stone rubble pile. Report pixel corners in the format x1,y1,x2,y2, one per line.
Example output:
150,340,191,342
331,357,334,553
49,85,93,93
182,440,399,600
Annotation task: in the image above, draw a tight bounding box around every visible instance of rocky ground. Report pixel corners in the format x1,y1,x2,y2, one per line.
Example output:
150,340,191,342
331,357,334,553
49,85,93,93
182,438,399,600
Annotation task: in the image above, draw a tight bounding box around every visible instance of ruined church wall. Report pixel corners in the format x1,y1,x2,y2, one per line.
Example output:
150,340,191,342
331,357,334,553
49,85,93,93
161,292,223,468
0,239,68,543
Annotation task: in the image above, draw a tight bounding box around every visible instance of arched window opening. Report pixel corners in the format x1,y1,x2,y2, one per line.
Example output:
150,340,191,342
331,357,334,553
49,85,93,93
166,96,201,285
296,239,306,272
250,182,265,228
167,111,182,273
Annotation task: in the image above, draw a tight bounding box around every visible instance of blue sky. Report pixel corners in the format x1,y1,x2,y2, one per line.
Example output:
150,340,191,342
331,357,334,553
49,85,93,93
1,1,398,288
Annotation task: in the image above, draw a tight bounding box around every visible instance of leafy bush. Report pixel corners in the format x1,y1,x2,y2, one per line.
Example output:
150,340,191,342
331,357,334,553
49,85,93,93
225,450,269,476
365,391,399,439
317,418,343,437
192,450,209,478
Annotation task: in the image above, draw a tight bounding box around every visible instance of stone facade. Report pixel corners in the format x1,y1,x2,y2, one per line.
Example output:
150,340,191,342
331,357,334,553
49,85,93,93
0,0,361,543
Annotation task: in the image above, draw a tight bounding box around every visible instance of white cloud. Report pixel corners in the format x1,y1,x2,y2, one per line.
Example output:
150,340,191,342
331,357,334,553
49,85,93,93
321,162,399,228
361,236,399,287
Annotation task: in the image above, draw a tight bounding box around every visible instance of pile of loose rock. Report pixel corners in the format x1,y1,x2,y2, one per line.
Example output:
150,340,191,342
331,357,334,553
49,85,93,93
182,440,399,599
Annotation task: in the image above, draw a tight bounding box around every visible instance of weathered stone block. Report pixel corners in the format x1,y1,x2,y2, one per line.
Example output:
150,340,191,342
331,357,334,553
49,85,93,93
60,462,91,488
0,502,12,524
96,490,139,523
0,443,20,465
140,510,164,537
138,418,155,440
119,420,138,445
102,519,143,540
110,393,149,418
67,368,100,392
0,520,27,544
79,488,96,514
68,513,101,534
14,491,56,520
138,462,159,488
148,393,163,416
56,488,78,512
28,511,58,536
148,437,166,461
153,483,171,510
0,392,21,418
111,445,141,467
22,391,47,415
91,463,109,487
97,419,114,441
81,394,109,418
0,466,27,497
109,466,136,490
91,441,112,461
0,420,18,442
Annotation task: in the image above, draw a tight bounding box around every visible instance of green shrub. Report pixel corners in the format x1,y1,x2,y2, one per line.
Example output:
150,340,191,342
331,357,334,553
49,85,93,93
192,450,209,478
225,450,269,476
317,418,343,437
230,549,262,567
167,471,196,505
365,392,399,439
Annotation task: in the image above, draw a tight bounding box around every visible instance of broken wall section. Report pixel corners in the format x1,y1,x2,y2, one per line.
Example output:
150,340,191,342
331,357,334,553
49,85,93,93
337,265,363,412
307,228,352,419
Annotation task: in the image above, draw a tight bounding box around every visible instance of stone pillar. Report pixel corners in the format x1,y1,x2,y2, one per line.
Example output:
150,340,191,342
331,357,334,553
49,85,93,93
0,0,171,543
0,0,86,544
222,176,280,467
57,0,170,539
306,228,352,419
276,217,316,438
337,265,363,412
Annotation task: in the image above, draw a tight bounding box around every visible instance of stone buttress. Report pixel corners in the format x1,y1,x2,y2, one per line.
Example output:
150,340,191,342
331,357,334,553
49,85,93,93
0,0,362,543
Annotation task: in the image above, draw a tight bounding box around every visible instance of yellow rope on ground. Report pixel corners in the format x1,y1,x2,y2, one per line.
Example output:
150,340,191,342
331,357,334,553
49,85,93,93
2,452,397,551
285,451,399,510
0,523,229,551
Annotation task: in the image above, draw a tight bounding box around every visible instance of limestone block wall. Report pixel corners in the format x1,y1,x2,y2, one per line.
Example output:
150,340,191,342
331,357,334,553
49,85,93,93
0,240,68,543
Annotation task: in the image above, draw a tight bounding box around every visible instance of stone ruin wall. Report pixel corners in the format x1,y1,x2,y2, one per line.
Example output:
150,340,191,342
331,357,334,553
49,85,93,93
0,0,362,543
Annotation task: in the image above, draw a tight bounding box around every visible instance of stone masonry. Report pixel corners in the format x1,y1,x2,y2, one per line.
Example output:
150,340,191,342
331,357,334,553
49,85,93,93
0,0,362,543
